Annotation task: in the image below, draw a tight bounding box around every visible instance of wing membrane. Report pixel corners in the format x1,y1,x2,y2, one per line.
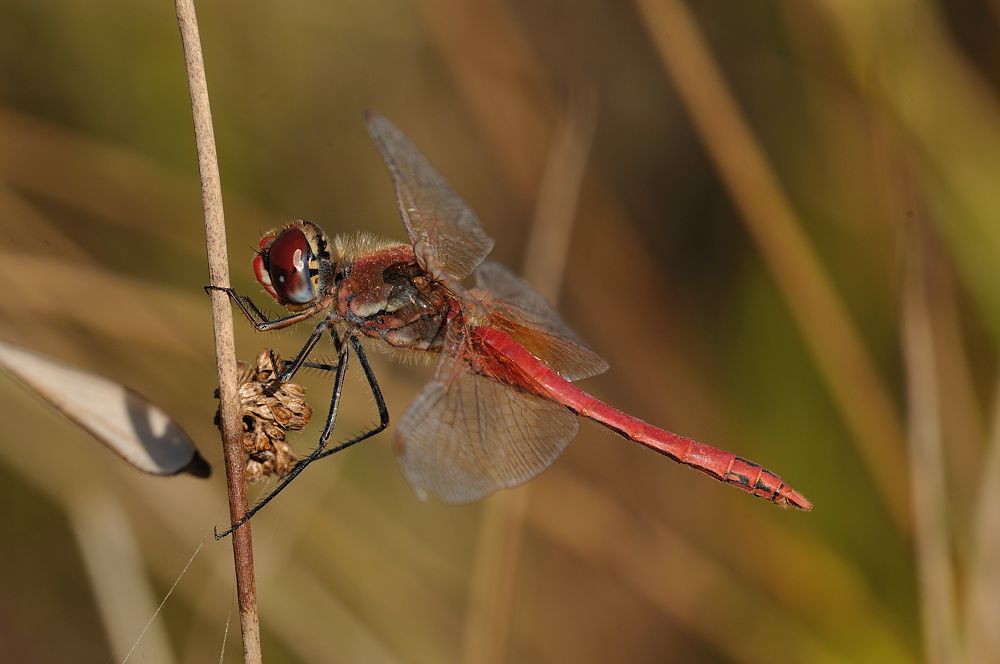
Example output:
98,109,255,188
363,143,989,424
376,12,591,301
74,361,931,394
394,352,578,504
365,112,494,280
474,261,608,381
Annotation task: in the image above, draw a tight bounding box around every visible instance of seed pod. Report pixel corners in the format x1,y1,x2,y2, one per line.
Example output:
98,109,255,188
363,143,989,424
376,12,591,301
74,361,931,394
214,349,313,481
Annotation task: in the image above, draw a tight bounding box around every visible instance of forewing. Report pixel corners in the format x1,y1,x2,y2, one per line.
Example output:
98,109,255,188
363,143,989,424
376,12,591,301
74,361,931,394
394,356,578,504
365,112,494,280
474,261,609,381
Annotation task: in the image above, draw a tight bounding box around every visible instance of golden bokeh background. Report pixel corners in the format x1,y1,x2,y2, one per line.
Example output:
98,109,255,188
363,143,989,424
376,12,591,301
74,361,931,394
1,1,998,662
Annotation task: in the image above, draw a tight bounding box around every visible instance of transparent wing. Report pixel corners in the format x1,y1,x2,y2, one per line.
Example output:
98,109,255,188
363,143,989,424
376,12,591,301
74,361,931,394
393,351,578,504
365,111,494,281
474,261,609,381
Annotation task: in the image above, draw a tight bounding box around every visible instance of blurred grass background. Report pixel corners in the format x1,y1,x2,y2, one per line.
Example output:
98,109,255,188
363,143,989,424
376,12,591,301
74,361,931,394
0,0,997,662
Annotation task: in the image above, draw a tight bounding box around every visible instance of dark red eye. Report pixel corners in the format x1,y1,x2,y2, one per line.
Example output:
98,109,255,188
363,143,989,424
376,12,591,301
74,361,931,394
264,227,315,304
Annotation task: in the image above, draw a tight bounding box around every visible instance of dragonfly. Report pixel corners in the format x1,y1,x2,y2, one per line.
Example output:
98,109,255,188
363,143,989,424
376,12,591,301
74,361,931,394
211,111,811,537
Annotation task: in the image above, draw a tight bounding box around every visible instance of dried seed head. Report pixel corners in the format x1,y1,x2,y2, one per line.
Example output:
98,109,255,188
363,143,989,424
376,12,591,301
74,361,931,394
214,349,313,481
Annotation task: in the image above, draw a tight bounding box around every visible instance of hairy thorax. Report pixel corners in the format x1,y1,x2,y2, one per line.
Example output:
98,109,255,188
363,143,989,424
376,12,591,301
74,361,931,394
333,238,453,353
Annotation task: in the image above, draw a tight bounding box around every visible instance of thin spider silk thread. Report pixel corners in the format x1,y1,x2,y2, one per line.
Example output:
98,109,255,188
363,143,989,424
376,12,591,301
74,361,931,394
120,535,207,663
218,599,234,664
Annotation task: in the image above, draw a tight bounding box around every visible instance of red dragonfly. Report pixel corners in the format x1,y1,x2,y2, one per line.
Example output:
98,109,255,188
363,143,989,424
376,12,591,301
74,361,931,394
212,112,811,536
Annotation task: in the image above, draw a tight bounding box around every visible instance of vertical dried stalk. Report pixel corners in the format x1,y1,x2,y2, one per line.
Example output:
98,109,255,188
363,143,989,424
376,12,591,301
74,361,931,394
462,92,597,664
521,87,598,297
967,376,1000,662
174,1,262,661
71,492,175,663
902,225,960,664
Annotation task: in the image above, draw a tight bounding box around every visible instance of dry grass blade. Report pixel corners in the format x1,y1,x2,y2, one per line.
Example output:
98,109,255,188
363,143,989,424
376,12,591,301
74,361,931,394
463,90,598,664
0,339,208,477
0,251,206,357
69,492,177,664
633,0,909,531
521,85,599,299
924,263,986,519
0,106,274,253
808,2,1000,341
411,0,552,200
902,224,960,663
462,499,525,664
967,378,1000,662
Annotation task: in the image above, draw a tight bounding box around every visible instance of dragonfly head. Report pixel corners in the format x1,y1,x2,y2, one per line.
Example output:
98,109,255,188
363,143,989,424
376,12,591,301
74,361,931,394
253,220,334,311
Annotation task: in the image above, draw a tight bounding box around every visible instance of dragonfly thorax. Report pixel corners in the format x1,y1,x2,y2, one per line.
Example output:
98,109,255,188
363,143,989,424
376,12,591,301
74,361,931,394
334,242,452,353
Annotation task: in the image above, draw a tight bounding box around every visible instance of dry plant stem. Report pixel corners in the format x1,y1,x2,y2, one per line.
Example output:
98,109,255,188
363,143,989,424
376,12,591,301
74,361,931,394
967,375,1000,662
174,1,262,662
634,0,910,532
902,227,960,664
71,492,175,663
521,87,598,298
462,96,597,664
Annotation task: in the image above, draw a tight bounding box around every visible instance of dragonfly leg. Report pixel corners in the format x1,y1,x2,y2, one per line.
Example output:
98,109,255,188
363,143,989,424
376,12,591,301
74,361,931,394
286,328,347,376
214,331,390,539
204,285,318,331
297,360,340,373
314,333,389,461
272,320,331,384
215,335,351,539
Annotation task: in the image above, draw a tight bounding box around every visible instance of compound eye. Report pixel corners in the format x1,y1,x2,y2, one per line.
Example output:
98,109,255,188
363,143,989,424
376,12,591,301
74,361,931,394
266,227,315,304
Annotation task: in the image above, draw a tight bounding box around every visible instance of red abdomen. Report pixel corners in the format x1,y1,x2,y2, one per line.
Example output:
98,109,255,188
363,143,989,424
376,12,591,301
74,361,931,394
474,326,812,511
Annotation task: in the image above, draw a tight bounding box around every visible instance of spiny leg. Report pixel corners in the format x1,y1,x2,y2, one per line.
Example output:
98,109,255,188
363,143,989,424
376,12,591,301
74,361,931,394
205,284,332,386
204,285,318,331
296,360,340,373
314,333,389,460
270,326,343,385
273,331,385,461
215,335,351,539
272,319,331,384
